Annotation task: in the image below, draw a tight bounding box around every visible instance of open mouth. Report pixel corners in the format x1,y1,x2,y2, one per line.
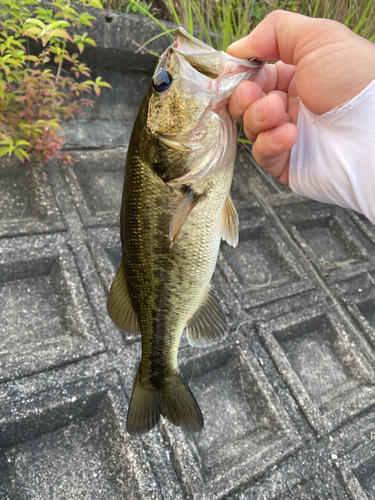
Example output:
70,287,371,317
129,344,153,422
172,27,264,81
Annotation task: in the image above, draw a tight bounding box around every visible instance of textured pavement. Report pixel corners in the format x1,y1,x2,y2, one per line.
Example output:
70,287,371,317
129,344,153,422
1,8,375,500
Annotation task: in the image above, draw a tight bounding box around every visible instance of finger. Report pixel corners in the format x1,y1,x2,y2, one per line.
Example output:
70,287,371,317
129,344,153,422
227,10,317,63
253,63,278,93
242,92,287,143
275,62,295,92
228,11,375,114
252,122,298,183
228,81,264,123
267,90,288,111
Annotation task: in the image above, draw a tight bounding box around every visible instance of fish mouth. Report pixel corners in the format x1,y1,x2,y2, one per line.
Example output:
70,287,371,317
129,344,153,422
172,27,264,82
171,27,264,103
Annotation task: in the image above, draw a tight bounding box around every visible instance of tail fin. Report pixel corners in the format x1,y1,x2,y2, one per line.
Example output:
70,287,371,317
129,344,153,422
126,368,204,435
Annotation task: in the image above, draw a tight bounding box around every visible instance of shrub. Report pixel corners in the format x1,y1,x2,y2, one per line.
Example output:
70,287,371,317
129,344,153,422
0,0,111,164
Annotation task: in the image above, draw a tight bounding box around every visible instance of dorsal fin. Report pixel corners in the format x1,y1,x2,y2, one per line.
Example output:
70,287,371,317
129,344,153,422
186,286,227,347
107,262,140,335
221,193,239,247
169,187,206,248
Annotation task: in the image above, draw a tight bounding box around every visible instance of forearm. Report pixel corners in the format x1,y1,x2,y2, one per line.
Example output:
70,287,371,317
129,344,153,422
289,79,375,224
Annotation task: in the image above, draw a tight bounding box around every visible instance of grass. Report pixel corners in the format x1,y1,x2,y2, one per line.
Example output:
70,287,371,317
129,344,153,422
103,0,375,49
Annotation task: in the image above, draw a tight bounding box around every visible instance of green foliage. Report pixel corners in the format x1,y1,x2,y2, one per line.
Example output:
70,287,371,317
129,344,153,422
127,0,375,52
0,0,112,164
102,0,151,16
283,0,375,41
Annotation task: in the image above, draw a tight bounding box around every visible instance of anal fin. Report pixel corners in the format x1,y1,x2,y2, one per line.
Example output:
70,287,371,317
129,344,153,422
221,193,239,247
186,286,227,347
107,262,140,335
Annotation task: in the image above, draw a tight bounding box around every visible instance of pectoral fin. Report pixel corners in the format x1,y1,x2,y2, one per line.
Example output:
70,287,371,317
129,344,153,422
169,187,206,248
221,193,239,247
107,262,140,335
186,286,227,347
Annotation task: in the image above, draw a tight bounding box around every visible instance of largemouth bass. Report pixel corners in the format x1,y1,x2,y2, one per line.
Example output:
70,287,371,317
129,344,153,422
108,28,263,435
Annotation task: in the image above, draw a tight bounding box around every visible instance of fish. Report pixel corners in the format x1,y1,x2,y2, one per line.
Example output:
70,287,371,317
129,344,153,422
107,28,264,435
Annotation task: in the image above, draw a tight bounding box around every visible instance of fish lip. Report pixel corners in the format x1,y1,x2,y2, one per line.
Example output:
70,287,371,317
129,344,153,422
172,27,216,54
172,27,265,78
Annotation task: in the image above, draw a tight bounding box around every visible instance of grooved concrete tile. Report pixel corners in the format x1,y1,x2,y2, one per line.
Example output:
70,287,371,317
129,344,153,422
158,343,299,499
278,206,375,284
280,476,349,500
218,208,313,311
350,211,375,247
259,305,375,437
0,371,162,500
234,148,309,207
0,234,104,382
86,227,122,293
338,440,375,500
62,149,125,227
0,156,64,238
344,286,375,349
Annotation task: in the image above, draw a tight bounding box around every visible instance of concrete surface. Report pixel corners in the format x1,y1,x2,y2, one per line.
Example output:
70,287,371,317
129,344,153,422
1,8,375,500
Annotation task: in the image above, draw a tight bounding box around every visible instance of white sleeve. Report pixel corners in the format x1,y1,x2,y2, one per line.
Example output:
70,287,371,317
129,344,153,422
289,78,375,224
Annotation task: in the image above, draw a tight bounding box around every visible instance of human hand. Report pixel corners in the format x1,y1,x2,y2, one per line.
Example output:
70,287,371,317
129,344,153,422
227,10,375,185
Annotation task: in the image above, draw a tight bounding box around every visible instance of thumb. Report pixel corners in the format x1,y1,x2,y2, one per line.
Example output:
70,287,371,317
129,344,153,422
227,11,375,114
227,10,323,64
227,10,318,63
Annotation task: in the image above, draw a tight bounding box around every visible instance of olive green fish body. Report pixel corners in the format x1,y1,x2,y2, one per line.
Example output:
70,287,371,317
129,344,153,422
107,28,264,435
123,145,234,372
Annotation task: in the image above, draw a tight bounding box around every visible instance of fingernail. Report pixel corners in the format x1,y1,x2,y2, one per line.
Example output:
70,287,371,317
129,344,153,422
269,126,287,146
253,100,266,122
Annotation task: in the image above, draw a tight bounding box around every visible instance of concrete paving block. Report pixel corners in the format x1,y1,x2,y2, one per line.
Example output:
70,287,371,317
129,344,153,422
258,304,375,437
278,204,375,285
0,233,104,383
157,343,300,499
338,440,375,500
61,70,151,150
218,207,314,311
79,70,152,123
350,211,375,248
62,149,125,227
0,156,64,238
224,441,351,500
0,369,162,499
87,226,121,292
237,147,309,208
279,475,349,500
344,285,375,349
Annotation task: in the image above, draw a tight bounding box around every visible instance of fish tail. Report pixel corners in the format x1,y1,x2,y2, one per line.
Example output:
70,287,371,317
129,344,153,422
126,368,204,435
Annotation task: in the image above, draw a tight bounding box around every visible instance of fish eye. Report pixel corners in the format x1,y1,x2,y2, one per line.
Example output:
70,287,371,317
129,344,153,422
152,70,172,93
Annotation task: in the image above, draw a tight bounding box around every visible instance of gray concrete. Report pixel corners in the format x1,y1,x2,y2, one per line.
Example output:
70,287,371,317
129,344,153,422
1,8,375,500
